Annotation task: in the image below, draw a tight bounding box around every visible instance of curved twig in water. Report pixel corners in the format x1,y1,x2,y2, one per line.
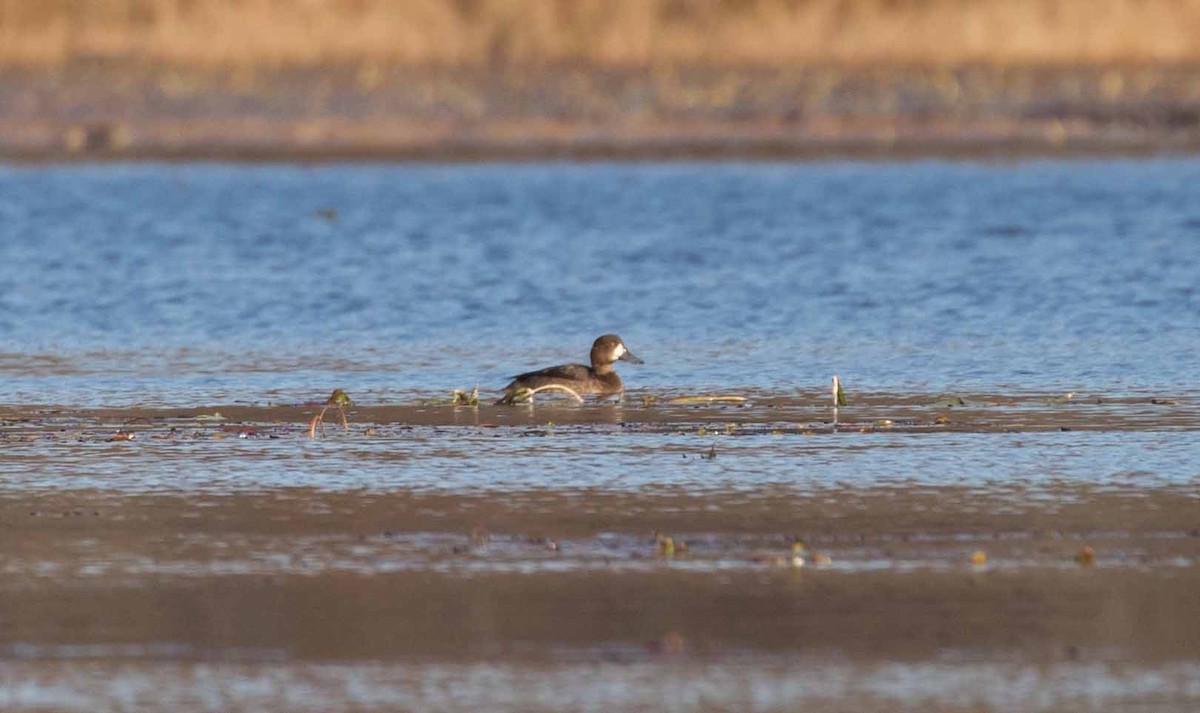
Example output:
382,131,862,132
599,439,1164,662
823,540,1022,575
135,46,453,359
308,389,352,438
666,395,748,404
503,384,585,405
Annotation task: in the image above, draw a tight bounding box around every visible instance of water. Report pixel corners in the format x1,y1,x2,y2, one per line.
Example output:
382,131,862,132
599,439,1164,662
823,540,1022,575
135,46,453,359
2,159,1199,712
3,426,1199,493
2,160,1199,405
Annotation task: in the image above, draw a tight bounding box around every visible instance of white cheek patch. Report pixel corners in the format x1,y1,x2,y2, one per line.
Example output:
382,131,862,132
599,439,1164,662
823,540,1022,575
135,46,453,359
613,344,626,359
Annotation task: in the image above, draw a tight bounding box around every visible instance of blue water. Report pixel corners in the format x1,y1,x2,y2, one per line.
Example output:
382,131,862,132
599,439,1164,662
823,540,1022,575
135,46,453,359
3,159,1200,713
5,428,1197,494
1,159,1198,406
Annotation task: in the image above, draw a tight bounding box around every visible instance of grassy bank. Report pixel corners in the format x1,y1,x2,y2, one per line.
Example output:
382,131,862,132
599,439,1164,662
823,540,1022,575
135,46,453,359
3,0,1200,67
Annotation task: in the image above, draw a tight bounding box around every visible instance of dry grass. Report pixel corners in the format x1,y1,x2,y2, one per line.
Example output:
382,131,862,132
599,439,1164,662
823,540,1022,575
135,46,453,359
2,0,1200,68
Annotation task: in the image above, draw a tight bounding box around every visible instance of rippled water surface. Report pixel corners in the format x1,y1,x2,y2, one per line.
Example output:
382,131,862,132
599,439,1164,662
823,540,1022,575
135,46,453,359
2,159,1199,404
2,159,1199,712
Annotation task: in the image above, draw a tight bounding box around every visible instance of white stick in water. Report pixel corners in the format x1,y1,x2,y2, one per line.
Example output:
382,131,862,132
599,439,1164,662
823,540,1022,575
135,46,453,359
515,384,585,404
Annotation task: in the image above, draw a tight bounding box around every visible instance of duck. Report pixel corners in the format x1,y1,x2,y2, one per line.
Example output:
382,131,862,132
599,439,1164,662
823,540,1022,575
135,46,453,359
497,334,643,404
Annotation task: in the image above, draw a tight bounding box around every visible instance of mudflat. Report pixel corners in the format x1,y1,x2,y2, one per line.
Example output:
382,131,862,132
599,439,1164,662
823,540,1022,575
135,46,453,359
3,394,1198,711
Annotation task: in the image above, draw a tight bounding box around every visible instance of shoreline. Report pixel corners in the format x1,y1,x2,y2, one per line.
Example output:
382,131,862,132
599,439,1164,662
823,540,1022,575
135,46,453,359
5,61,1200,162
5,134,1200,164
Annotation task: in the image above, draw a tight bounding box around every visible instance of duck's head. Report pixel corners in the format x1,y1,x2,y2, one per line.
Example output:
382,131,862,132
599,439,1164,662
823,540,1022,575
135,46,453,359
591,334,643,367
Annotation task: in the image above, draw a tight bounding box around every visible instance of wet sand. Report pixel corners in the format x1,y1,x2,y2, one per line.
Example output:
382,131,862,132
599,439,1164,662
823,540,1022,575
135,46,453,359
5,486,1200,711
2,393,1198,710
4,389,1198,432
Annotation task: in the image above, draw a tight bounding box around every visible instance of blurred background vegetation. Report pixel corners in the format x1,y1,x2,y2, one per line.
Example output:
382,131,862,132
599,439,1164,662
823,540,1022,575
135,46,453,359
4,0,1200,66
3,0,1200,157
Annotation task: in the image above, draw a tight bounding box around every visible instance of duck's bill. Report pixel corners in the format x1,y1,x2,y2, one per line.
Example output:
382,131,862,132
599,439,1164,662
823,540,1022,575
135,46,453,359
619,349,644,364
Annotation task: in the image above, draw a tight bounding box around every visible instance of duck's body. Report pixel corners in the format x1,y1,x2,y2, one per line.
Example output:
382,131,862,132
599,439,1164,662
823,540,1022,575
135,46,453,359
504,362,624,395
498,334,642,404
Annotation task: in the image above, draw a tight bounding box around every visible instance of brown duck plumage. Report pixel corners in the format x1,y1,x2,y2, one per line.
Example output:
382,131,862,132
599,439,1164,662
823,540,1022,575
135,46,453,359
498,334,643,404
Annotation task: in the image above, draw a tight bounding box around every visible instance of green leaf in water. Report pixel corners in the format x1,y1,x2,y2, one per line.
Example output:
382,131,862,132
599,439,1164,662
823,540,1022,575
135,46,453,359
832,375,847,407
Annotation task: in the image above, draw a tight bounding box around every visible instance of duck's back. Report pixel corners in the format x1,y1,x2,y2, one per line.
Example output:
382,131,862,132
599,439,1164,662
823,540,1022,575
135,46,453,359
505,365,627,396
505,363,595,392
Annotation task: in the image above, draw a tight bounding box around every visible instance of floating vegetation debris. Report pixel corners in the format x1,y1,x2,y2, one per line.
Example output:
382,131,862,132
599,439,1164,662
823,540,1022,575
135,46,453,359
220,426,259,439
655,532,684,558
497,384,584,406
525,535,560,552
1046,392,1077,405
667,395,748,404
308,388,352,438
1075,545,1095,566
701,444,717,459
765,539,806,568
451,386,479,406
832,375,847,407
971,550,988,567
933,395,966,407
650,631,686,657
